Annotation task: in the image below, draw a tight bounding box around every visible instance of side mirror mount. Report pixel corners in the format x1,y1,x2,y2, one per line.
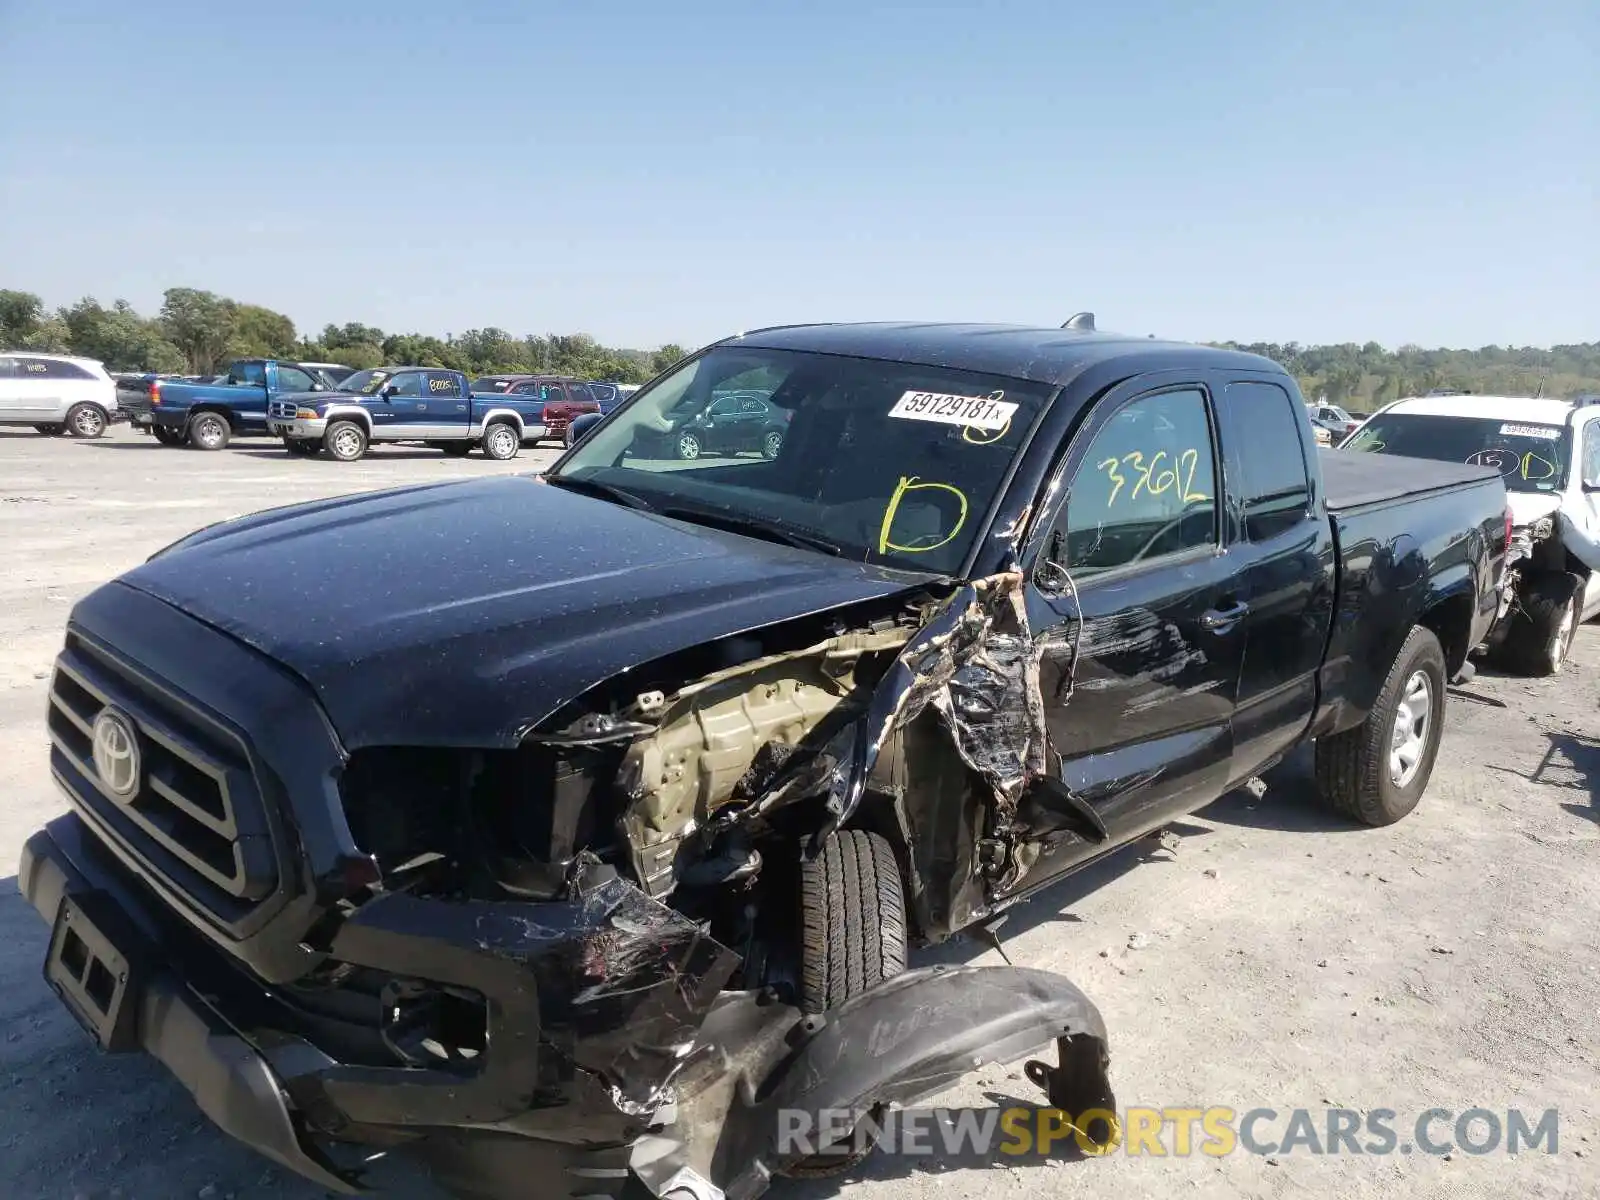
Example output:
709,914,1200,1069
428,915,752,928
379,385,396,401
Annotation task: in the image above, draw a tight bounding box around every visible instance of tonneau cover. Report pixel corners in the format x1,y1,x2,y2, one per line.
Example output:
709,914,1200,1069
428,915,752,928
1319,448,1503,512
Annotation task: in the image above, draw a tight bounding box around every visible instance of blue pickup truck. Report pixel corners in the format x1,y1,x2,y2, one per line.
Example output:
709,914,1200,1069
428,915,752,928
267,366,547,461
131,359,349,449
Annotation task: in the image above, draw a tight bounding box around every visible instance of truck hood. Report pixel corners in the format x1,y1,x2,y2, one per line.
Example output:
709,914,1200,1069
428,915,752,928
118,477,930,749
1507,491,1563,529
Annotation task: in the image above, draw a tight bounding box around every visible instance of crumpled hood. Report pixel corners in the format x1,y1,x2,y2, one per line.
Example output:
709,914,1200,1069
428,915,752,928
120,476,929,748
1507,491,1563,529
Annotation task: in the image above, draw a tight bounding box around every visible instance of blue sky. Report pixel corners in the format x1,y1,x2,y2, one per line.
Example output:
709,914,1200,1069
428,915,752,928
1,0,1594,351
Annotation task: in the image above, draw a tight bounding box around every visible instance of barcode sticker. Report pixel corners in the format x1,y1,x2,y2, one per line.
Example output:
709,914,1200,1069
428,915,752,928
889,390,1017,431
1499,423,1560,439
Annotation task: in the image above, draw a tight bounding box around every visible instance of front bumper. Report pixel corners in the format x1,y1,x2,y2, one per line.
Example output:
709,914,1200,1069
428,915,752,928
267,416,327,439
23,815,1116,1200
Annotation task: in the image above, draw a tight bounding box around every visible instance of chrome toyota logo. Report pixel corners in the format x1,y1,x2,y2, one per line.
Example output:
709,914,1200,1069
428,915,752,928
91,709,141,799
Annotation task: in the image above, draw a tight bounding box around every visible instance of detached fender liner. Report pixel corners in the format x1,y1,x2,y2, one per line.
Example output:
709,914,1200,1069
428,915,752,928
637,964,1114,1200
19,823,360,1194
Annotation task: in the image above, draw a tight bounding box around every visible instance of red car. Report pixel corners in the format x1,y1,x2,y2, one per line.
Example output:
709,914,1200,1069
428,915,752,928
469,375,598,444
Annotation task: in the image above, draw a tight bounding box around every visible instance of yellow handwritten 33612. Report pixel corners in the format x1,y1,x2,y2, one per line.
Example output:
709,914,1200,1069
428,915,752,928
1097,449,1210,507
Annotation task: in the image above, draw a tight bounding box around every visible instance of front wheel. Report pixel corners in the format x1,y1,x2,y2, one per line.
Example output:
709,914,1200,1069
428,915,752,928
481,422,520,460
799,829,908,1014
324,420,368,462
1499,572,1583,676
187,412,230,451
761,429,784,459
1314,625,1446,826
65,403,108,439
674,431,702,460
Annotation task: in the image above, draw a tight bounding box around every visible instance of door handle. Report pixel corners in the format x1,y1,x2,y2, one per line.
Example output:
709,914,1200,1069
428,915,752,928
1200,600,1250,630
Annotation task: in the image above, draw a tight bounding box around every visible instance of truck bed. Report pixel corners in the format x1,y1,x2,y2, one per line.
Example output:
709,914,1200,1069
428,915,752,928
1319,447,1502,512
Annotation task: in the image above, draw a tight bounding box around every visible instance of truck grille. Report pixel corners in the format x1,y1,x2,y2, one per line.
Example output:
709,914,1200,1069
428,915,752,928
268,400,297,419
46,634,279,921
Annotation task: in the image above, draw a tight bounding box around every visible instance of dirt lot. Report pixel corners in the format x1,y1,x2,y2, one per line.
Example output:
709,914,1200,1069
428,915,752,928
1,426,1596,1200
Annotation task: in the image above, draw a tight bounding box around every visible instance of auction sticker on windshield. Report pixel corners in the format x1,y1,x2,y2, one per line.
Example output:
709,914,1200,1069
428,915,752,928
1500,423,1561,439
890,390,1018,432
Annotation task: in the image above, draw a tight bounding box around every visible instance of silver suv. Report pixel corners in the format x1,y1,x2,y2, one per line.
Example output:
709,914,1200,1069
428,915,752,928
0,352,119,437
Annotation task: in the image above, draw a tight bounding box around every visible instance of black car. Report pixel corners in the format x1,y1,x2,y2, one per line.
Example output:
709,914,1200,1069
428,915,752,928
647,388,789,460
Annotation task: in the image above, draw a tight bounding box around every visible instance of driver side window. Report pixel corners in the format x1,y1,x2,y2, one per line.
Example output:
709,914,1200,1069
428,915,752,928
1055,387,1218,575
1583,420,1600,489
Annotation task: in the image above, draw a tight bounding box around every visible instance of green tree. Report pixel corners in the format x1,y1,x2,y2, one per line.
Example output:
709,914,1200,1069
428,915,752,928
0,289,48,346
160,288,236,373
230,303,297,358
62,297,186,371
650,343,686,375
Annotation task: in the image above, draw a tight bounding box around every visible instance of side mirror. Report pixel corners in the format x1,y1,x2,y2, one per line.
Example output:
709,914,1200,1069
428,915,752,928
1583,481,1600,494
379,385,396,401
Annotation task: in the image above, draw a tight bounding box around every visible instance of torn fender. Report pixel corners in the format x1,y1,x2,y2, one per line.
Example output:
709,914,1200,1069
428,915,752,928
1557,509,1600,574
634,965,1113,1200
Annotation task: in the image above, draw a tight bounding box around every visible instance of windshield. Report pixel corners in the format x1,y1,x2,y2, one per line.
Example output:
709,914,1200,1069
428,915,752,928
338,369,394,395
551,346,1051,574
1343,413,1570,493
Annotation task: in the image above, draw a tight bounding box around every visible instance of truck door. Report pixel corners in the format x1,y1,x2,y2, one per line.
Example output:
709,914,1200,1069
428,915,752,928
1216,377,1335,778
1024,377,1246,869
419,370,469,434
372,370,427,439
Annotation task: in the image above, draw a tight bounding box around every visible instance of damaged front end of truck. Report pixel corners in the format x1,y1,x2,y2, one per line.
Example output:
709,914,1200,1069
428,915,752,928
25,569,1113,1200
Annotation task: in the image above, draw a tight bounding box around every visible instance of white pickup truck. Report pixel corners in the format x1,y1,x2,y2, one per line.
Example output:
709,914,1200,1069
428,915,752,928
1342,392,1600,674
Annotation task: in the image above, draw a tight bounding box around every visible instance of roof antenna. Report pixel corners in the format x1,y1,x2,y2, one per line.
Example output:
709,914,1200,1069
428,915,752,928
1061,312,1095,331
1533,370,1547,400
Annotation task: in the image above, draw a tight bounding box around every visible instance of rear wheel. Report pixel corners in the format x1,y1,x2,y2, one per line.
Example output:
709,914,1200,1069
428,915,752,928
65,403,108,439
152,426,186,446
1314,625,1446,826
675,431,702,460
799,829,907,1014
1499,572,1583,676
187,411,230,451
761,429,784,459
482,422,520,460
324,420,368,462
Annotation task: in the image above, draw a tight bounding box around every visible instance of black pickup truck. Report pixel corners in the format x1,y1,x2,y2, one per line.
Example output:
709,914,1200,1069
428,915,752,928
21,321,1507,1200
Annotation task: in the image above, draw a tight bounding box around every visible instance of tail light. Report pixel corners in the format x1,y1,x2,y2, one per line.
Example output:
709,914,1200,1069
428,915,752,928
1504,509,1513,553
150,379,162,406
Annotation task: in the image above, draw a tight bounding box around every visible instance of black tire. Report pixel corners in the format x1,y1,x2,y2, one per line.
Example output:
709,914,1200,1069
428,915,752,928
1499,572,1583,676
65,403,108,439
481,421,520,460
323,419,368,462
33,423,65,436
439,442,473,457
152,426,186,446
674,431,702,460
799,829,907,1014
186,411,230,451
761,429,784,459
282,437,319,457
1314,625,1446,827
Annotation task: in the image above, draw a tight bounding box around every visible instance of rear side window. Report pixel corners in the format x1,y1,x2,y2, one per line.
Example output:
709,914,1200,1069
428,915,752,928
1225,382,1311,540
276,366,315,392
425,370,462,398
542,383,567,403
37,359,98,380
14,357,52,377
1056,386,1219,575
1582,421,1600,490
230,362,267,386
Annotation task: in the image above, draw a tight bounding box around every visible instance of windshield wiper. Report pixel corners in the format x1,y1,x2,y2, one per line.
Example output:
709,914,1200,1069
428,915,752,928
543,474,654,511
657,506,842,557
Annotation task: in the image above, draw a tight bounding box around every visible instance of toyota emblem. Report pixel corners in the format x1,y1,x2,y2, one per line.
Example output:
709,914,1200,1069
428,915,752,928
91,709,141,799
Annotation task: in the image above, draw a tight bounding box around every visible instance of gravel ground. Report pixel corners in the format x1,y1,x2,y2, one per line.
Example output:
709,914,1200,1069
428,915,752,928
0,426,1596,1200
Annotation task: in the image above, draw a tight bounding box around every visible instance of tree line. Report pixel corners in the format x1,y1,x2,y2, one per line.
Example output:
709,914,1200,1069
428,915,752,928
3,285,1596,403
0,287,685,384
